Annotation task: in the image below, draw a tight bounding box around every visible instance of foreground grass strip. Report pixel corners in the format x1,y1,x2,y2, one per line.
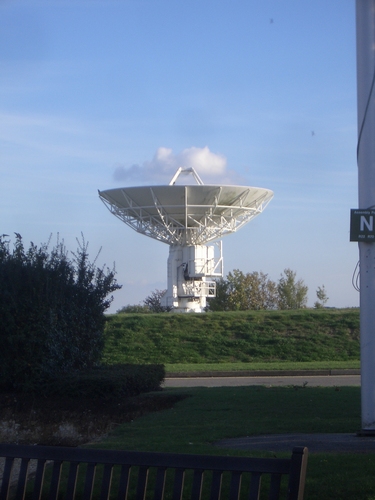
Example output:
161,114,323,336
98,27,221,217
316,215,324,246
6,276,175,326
93,386,375,500
165,360,360,373
95,386,361,453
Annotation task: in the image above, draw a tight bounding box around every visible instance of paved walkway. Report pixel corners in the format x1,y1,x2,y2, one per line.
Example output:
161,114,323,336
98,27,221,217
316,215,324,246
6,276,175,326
215,433,375,453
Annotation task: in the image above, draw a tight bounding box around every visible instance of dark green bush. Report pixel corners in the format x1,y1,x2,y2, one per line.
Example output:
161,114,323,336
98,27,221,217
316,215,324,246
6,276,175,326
41,364,165,399
0,233,121,391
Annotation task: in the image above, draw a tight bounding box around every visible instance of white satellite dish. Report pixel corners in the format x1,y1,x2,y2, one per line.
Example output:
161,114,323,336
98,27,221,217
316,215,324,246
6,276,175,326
99,167,273,312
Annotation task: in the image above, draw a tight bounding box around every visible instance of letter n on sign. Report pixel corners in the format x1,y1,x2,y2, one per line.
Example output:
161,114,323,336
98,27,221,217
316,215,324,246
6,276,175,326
350,209,375,241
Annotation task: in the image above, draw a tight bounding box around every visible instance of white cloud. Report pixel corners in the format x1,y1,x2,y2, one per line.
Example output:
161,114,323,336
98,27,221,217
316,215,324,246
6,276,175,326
113,146,229,185
179,146,226,175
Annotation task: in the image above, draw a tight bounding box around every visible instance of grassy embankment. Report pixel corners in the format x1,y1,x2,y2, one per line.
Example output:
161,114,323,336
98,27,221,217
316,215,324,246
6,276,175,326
103,308,360,372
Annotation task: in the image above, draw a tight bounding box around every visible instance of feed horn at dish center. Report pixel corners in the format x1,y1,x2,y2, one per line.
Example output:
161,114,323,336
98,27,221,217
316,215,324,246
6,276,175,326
99,167,273,313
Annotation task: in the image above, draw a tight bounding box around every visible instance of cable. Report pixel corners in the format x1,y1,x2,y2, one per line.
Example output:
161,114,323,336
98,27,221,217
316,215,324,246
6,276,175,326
352,260,360,292
357,63,375,162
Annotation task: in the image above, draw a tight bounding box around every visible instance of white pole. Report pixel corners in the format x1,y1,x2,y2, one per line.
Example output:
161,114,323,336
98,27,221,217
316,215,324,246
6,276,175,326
356,0,375,432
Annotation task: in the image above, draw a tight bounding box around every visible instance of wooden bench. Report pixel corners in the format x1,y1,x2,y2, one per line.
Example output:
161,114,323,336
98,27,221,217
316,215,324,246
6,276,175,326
0,443,308,500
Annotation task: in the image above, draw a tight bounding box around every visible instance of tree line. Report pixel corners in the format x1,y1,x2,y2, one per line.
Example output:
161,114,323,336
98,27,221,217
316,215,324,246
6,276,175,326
208,268,308,311
118,268,329,313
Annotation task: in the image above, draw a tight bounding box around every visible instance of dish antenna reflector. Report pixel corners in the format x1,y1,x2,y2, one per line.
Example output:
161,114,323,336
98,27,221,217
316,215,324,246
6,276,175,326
99,168,273,312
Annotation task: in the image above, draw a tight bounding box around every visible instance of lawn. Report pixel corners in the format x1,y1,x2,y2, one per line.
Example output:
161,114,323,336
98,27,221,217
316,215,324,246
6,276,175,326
93,385,375,500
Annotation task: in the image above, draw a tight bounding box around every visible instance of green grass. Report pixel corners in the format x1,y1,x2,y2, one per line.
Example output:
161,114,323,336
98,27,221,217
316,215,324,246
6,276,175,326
92,386,374,500
165,360,360,373
98,309,365,497
103,309,360,366
95,386,361,452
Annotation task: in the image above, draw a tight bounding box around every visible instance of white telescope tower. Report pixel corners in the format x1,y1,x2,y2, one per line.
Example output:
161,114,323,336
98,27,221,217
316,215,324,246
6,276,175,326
99,168,273,313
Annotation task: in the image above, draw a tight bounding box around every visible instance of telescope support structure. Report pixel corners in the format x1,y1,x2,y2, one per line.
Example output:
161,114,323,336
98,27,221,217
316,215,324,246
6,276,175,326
161,242,223,313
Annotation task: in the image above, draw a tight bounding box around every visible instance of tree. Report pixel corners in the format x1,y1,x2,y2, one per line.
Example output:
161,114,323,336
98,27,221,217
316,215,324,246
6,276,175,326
314,285,329,309
227,270,278,310
206,278,231,311
0,233,121,391
206,270,278,311
277,268,308,310
143,289,171,312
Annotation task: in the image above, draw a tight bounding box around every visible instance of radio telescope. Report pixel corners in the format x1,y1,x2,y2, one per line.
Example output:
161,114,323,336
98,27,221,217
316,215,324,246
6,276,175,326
99,167,273,313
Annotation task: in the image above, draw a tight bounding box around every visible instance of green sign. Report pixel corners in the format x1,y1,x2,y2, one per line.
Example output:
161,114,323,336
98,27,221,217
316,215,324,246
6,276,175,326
350,209,375,241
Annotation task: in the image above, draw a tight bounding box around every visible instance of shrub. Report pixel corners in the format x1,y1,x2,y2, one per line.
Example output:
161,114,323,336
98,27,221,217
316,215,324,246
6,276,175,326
41,364,165,399
0,233,121,392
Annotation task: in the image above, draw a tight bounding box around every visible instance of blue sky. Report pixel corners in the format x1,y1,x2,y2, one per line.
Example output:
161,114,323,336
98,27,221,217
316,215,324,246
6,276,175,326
1,0,359,312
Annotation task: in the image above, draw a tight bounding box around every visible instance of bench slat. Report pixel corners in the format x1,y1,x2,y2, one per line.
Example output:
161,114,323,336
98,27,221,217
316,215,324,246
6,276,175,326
32,459,46,500
249,471,261,500
209,469,222,500
14,458,29,500
172,468,185,500
287,446,308,500
153,467,167,500
136,465,149,500
83,462,96,500
117,464,130,500
269,473,282,500
48,460,63,500
65,461,79,500
229,471,241,500
190,469,204,500
99,463,114,500
0,457,14,500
